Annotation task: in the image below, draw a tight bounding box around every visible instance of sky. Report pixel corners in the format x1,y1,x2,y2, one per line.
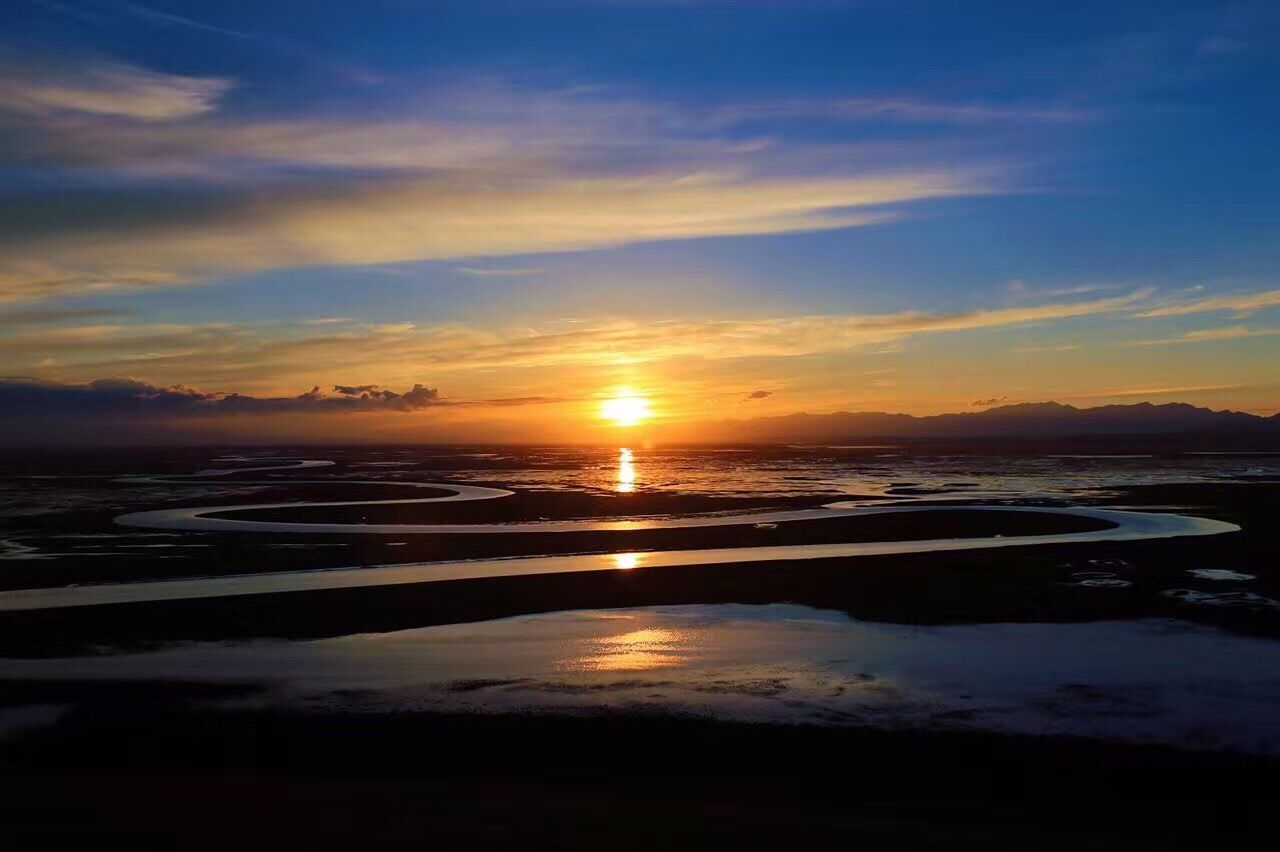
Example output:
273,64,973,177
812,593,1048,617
1,0,1278,443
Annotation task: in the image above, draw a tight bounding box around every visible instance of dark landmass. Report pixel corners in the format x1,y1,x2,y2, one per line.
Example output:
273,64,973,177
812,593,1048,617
1,703,1275,850
711,400,1280,443
2,400,1279,449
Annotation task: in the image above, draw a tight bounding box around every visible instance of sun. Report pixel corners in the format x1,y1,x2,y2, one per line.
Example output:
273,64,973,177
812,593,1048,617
600,390,651,427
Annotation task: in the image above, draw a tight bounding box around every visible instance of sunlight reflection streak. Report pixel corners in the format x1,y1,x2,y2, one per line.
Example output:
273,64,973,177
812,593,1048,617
558,627,689,672
616,447,636,493
613,552,642,570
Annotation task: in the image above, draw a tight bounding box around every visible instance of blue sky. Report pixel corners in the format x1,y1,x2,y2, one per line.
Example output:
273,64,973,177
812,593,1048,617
1,0,1278,439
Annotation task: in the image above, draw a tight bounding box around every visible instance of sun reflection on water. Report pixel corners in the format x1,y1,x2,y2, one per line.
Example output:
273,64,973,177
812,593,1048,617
613,552,642,570
559,627,689,672
616,447,636,493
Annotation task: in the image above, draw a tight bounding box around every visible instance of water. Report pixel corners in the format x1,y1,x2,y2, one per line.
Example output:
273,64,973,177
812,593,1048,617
0,447,1247,608
0,445,1276,754
1,505,1235,610
7,604,1279,752
4,445,1278,520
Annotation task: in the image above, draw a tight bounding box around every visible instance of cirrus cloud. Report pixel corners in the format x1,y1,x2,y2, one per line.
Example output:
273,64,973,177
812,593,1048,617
0,55,1015,303
1132,288,1280,318
4,289,1154,390
0,169,990,302
0,57,233,120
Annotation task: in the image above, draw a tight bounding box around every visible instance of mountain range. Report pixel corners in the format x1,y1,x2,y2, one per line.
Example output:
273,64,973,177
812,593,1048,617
710,402,1280,442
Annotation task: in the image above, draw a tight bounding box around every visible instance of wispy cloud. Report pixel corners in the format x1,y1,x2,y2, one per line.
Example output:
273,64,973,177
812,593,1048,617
0,55,1029,302
455,266,548,278
0,57,233,120
0,306,122,328
114,1,253,40
36,1,380,84
1119,325,1280,346
1133,288,1280,318
0,169,987,302
1058,383,1247,399
1014,343,1081,353
7,290,1151,389
1049,283,1124,297
0,74,1079,179
714,97,1094,126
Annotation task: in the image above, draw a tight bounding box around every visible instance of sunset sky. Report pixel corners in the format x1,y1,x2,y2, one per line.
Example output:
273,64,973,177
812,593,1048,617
2,0,1278,442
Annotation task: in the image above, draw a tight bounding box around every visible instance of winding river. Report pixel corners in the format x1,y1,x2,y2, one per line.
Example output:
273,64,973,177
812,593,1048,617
0,458,1240,611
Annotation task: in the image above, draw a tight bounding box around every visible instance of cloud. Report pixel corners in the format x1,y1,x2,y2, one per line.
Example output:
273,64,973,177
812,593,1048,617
972,396,1010,407
0,59,1025,302
479,395,573,407
800,288,1152,339
1014,343,1081,353
6,290,1152,390
1119,325,1280,346
1048,283,1123,297
744,390,773,400
714,97,1093,126
0,76,1057,180
0,169,987,302
0,306,123,328
11,116,571,175
0,378,571,445
0,57,233,120
1058,383,1247,399
1132,288,1280,318
1185,325,1275,340
0,377,441,417
455,266,548,278
0,322,249,364
114,2,254,40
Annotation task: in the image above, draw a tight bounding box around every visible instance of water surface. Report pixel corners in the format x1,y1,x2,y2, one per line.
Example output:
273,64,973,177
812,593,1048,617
8,603,1278,752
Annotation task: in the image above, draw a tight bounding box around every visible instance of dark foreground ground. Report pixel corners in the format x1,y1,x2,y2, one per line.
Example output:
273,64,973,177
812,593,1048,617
1,703,1276,850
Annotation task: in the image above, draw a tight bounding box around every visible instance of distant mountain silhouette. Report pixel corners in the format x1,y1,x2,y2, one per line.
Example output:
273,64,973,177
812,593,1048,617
714,401,1278,441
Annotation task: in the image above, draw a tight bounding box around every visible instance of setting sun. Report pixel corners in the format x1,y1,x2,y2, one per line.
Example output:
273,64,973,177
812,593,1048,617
600,390,652,427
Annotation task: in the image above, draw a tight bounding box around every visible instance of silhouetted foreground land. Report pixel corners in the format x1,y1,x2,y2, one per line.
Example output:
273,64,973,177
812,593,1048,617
1,704,1276,850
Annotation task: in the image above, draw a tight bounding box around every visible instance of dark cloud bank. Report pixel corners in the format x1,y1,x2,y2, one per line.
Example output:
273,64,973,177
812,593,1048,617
0,377,441,417
0,377,573,444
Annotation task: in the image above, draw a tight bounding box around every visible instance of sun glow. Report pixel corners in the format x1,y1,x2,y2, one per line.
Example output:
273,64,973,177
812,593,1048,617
600,389,651,427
